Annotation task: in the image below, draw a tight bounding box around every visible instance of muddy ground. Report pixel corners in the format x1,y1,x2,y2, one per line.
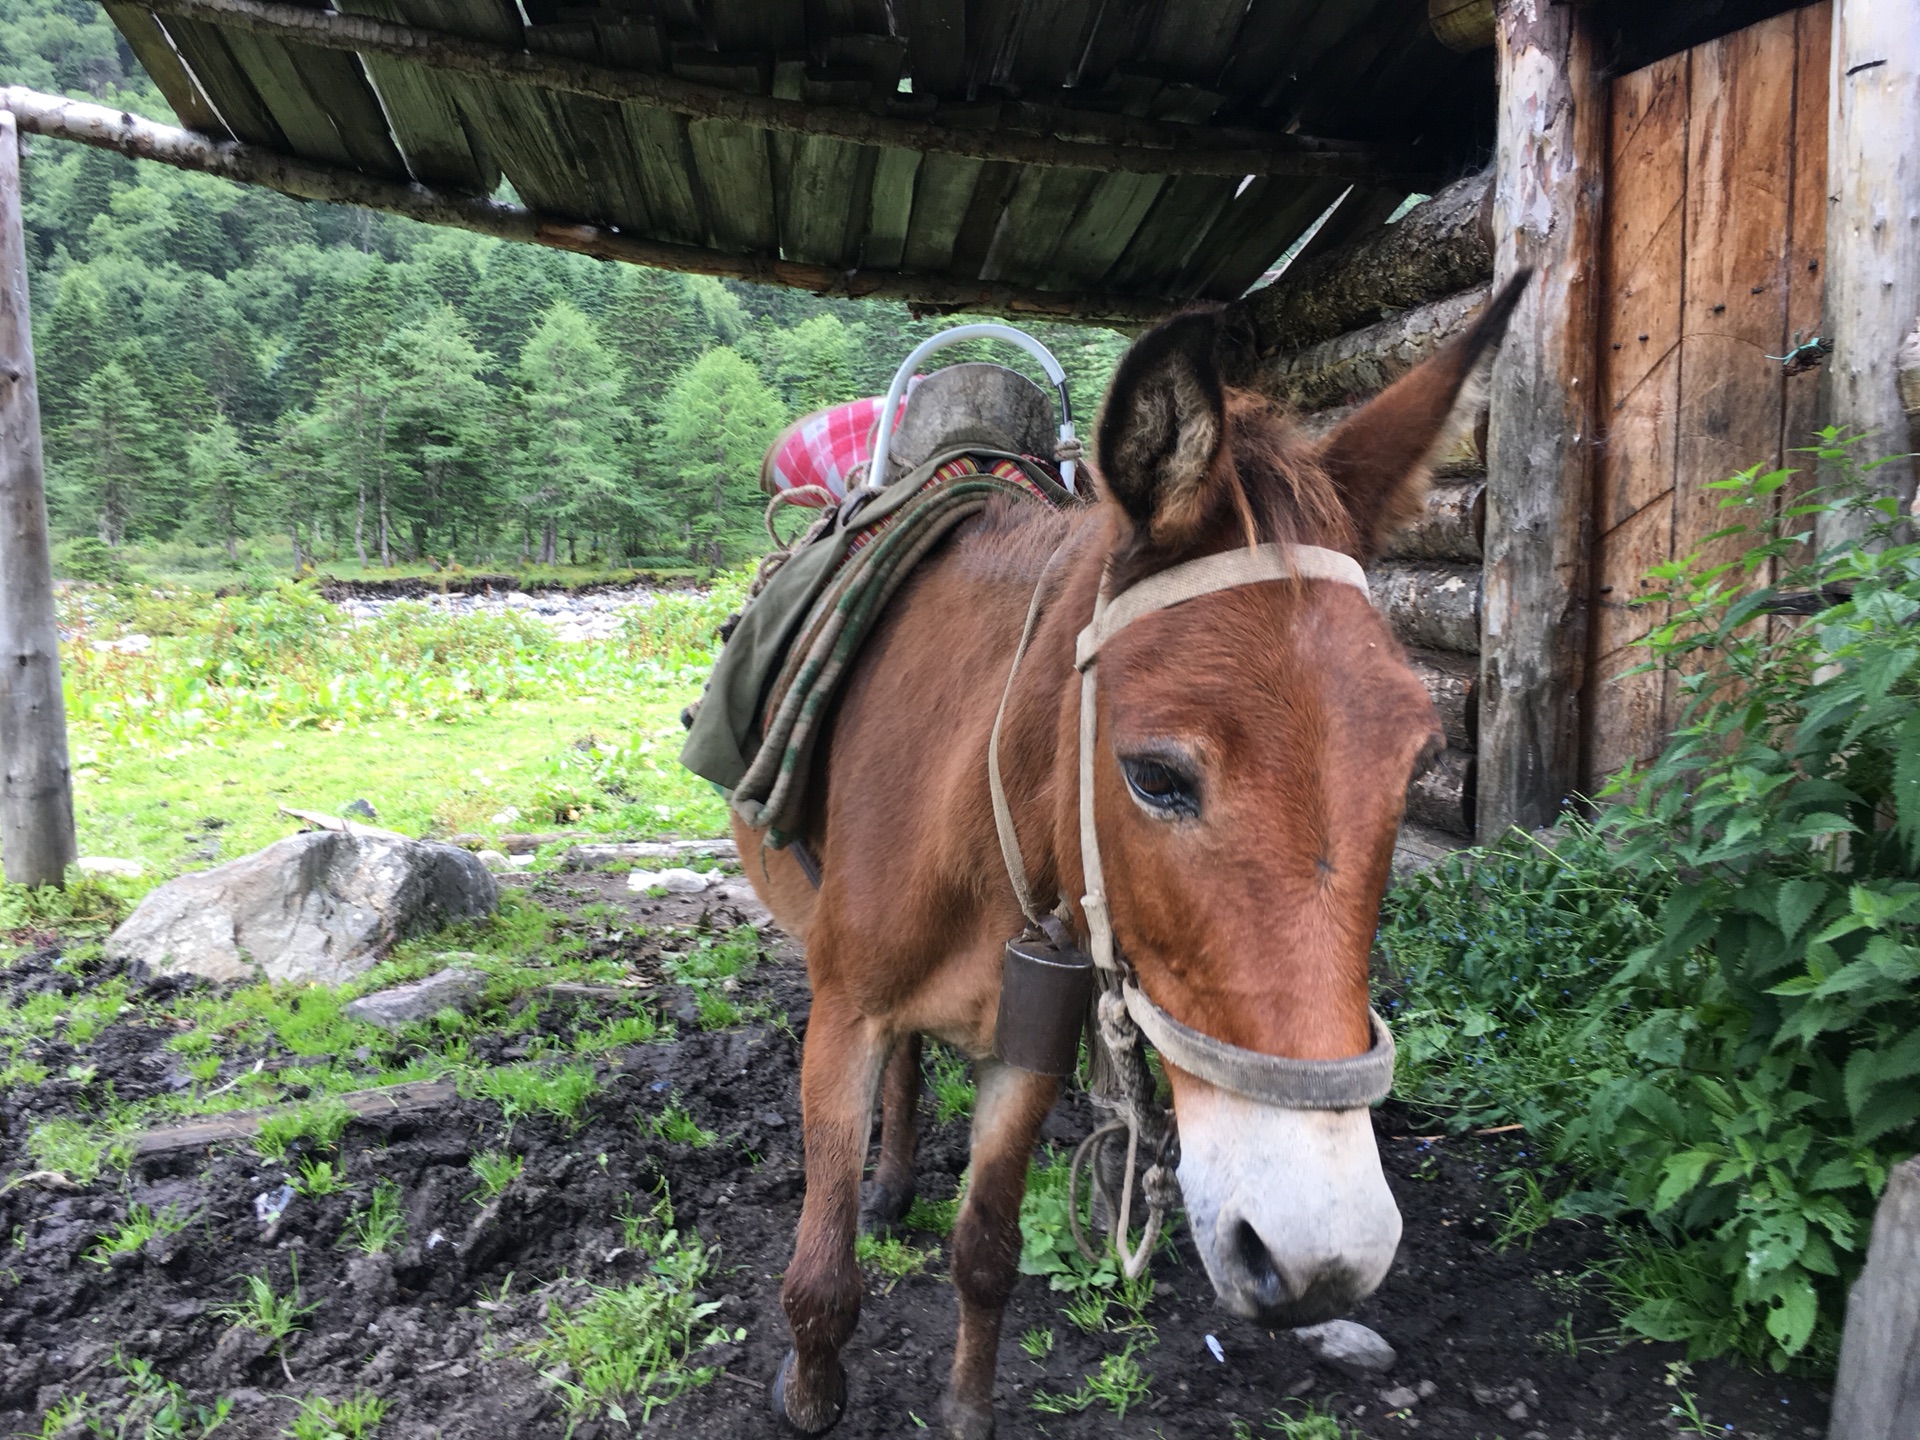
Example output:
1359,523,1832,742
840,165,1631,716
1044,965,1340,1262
0,868,1832,1439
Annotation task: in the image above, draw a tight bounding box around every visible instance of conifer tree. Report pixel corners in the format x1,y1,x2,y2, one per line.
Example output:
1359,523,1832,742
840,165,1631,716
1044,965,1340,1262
58,358,164,547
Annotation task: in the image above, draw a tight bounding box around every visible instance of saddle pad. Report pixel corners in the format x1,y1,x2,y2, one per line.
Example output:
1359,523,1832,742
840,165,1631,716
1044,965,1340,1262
680,450,1076,844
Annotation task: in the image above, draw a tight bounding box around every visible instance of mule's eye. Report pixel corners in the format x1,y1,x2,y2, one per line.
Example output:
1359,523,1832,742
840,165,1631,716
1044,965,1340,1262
1121,756,1200,819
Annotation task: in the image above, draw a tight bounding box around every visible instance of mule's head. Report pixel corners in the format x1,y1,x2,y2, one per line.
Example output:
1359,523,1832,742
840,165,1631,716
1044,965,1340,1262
1079,276,1525,1324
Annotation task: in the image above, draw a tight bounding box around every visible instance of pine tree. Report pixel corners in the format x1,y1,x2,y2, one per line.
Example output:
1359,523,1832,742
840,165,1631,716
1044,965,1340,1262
57,359,164,546
185,412,254,562
384,308,497,560
655,346,783,565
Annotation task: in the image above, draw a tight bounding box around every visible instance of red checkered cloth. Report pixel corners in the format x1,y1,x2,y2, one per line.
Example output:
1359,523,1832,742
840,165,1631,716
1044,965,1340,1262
765,382,922,505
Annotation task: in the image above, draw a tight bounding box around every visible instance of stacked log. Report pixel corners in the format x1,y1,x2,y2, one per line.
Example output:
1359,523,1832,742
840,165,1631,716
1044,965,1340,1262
1239,179,1495,838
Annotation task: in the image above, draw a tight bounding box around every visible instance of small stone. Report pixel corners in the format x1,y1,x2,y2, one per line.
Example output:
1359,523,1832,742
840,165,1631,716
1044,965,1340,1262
344,968,488,1031
75,856,143,878
1505,1401,1530,1422
626,867,713,894
759,1111,786,1128
1417,1380,1437,1399
1380,1387,1420,1409
1292,1319,1397,1376
343,799,378,820
475,849,512,872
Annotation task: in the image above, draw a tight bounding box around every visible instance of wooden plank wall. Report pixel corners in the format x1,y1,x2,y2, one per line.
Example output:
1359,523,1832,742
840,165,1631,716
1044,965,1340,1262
1583,3,1829,790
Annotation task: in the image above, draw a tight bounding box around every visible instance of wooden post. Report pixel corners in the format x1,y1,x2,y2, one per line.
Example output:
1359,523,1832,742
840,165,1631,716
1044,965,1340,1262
1820,0,1920,542
1476,0,1604,839
0,112,75,888
1829,1156,1920,1440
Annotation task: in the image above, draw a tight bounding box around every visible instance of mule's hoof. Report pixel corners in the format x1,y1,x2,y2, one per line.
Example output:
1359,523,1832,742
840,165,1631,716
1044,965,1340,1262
939,1389,995,1440
858,1178,914,1235
770,1348,846,1434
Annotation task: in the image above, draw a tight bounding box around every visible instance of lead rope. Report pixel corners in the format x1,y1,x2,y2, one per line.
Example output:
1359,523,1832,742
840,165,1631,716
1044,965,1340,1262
986,559,1177,1281
1069,566,1178,1278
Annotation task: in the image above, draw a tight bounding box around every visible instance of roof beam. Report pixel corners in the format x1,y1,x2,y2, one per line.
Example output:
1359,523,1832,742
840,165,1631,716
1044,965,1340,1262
0,86,1172,324
134,0,1436,183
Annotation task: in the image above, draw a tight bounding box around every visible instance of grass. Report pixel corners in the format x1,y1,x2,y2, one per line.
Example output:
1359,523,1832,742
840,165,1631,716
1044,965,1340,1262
86,1202,191,1266
213,1258,318,1383
253,1096,355,1163
1030,1344,1152,1420
525,1197,735,1427
285,1392,389,1440
661,928,764,1032
854,1232,936,1290
925,1043,975,1124
464,1061,599,1130
1231,1403,1365,1440
1018,1327,1054,1361
341,1178,407,1255
902,1191,960,1237
469,1149,524,1202
643,1097,716,1149
24,1115,136,1185
293,1158,349,1197
35,1351,233,1438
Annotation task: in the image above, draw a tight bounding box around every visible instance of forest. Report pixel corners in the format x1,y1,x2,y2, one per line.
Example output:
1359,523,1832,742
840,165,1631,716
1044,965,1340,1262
5,0,1129,574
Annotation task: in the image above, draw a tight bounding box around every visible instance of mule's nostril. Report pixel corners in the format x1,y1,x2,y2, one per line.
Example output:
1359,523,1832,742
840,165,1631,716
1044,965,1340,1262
1230,1220,1287,1310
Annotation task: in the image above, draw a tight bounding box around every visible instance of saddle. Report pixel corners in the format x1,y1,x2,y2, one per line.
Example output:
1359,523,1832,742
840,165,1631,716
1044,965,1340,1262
679,363,1085,848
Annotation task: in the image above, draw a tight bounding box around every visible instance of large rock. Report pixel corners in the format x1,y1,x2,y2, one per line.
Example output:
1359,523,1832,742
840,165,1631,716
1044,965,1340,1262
105,832,497,984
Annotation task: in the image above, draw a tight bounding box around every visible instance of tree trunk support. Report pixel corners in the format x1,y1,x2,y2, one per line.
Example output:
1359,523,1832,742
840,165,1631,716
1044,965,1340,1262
1830,1155,1920,1440
0,112,75,888
1818,0,1920,542
1477,1,1605,840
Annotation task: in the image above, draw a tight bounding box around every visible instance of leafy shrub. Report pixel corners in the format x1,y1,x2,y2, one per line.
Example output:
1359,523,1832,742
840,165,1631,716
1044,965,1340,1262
53,536,131,585
1380,434,1920,1370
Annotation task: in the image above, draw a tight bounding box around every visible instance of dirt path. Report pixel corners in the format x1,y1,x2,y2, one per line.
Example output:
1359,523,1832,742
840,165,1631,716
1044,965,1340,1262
0,871,1831,1438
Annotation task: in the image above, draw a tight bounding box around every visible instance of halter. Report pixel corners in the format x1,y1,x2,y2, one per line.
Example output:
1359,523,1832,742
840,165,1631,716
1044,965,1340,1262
988,539,1397,1276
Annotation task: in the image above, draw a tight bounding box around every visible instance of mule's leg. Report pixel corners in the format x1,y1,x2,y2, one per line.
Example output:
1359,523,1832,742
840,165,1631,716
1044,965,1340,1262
860,1032,921,1233
776,988,889,1434
943,1057,1059,1440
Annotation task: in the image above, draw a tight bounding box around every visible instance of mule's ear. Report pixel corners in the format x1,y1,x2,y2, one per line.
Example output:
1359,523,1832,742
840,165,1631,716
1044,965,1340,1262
1315,270,1531,558
1095,309,1227,546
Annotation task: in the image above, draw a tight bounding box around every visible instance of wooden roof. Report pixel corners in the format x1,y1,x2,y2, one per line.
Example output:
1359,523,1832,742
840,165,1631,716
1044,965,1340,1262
102,0,1493,321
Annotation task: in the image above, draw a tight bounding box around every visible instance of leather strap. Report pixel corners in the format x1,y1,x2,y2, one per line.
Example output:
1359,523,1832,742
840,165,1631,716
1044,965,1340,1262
1123,988,1396,1108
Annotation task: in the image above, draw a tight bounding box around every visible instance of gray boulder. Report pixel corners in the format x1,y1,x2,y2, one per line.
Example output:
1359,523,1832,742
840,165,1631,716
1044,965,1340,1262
344,967,489,1030
105,831,497,985
1292,1319,1397,1376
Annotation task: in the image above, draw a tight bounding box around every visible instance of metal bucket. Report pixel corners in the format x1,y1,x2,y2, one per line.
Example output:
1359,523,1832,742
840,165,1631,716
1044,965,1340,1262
993,931,1094,1077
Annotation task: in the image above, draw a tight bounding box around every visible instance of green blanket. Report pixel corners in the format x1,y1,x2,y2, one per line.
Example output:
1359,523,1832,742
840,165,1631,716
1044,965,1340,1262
680,448,1076,845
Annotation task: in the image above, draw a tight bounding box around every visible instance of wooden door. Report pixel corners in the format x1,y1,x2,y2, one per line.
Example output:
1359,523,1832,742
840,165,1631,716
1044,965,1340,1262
1583,3,1829,791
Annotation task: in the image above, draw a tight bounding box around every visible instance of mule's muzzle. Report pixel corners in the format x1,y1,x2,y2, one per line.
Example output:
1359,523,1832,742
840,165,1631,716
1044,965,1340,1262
1215,1216,1372,1325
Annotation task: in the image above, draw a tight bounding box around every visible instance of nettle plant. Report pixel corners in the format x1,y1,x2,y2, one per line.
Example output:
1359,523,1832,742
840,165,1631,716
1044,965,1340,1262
1591,431,1920,1367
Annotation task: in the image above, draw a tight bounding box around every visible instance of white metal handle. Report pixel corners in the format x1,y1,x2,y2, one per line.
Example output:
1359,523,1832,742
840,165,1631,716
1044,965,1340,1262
865,322,1078,496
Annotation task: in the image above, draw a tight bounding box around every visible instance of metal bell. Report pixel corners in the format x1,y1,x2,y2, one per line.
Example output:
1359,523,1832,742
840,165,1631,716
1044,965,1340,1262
993,928,1094,1077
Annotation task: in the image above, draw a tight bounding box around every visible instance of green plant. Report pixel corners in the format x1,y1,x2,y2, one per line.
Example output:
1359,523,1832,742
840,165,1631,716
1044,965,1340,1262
254,1097,354,1163
1017,1149,1117,1296
39,1351,233,1438
292,1158,349,1197
1494,1169,1557,1253
86,1202,190,1266
1018,1326,1054,1361
341,1178,407,1255
902,1191,960,1237
643,1097,715,1149
25,1116,134,1185
213,1257,318,1384
463,1062,599,1130
854,1232,934,1290
1233,1402,1363,1440
525,1206,736,1426
925,1043,976,1124
1030,1344,1151,1420
284,1392,388,1440
468,1149,523,1202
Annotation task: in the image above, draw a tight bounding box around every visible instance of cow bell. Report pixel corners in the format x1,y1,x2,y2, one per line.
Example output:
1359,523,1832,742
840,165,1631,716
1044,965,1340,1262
993,927,1094,1077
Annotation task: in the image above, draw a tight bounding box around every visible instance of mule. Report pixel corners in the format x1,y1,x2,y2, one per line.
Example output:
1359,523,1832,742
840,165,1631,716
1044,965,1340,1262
734,274,1528,1438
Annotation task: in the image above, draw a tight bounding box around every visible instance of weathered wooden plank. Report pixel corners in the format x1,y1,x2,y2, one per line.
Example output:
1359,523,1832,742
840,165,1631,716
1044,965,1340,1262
980,165,1100,283
947,159,1020,278
1038,171,1162,292
1817,0,1919,542
678,48,776,254
1780,4,1830,467
1671,13,1796,579
1585,644,1665,786
0,114,74,889
620,106,705,245
900,0,966,99
1369,561,1481,654
859,147,921,270
1219,0,1373,111
132,1081,459,1157
1478,0,1604,839
1591,494,1673,663
1179,176,1345,302
1380,479,1484,562
1830,1154,1920,1440
900,152,985,273
1103,175,1234,293
1262,285,1489,412
102,2,230,137
1596,53,1687,533
344,0,495,191
994,0,1099,95
155,16,291,147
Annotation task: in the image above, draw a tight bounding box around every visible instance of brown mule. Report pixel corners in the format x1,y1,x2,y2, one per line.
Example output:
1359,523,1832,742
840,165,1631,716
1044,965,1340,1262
736,275,1528,1439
